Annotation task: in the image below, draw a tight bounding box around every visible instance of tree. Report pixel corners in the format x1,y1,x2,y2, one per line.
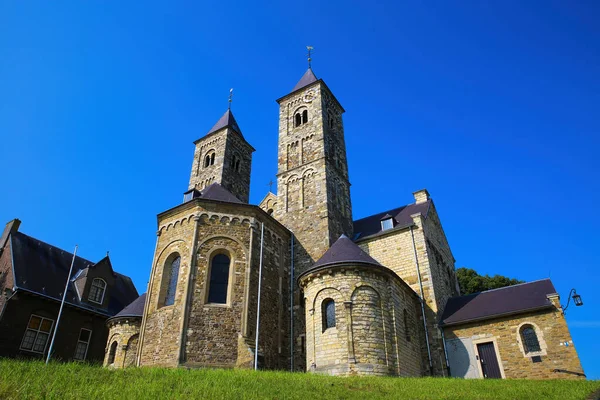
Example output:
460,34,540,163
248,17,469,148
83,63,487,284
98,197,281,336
456,267,524,295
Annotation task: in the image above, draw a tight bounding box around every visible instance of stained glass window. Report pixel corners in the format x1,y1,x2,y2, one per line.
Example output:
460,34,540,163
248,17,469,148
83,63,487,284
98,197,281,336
322,299,336,331
208,254,230,304
164,256,181,306
521,325,541,353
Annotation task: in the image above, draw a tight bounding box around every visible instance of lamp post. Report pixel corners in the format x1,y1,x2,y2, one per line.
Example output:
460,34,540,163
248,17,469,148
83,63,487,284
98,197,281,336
561,288,583,314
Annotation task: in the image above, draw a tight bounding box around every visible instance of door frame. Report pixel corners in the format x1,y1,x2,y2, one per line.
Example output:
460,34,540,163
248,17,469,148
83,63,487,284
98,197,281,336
472,337,506,379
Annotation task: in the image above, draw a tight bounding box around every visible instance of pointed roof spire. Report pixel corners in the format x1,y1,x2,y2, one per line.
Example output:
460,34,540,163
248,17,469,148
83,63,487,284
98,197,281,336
292,68,318,92
207,109,243,137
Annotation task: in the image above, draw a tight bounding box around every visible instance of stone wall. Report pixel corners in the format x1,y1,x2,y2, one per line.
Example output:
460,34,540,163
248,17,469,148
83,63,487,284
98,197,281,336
189,130,226,192
300,265,423,377
139,199,291,370
443,299,584,379
104,318,141,368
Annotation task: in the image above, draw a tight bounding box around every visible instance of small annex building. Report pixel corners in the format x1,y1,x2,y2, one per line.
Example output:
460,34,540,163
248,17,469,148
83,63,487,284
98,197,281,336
441,279,584,379
0,219,139,363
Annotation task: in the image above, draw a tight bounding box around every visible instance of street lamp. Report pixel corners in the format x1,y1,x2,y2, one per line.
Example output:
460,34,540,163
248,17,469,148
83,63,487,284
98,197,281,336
562,289,583,313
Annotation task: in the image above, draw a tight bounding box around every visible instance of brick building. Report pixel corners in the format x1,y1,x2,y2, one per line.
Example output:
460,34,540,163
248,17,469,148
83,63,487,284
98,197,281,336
104,65,584,379
0,219,138,363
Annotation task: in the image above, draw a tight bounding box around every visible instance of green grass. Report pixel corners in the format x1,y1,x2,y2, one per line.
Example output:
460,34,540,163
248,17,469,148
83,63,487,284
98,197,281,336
0,359,598,400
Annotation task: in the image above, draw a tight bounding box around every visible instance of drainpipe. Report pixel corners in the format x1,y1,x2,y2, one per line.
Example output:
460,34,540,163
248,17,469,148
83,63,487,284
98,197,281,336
136,230,161,367
254,222,265,370
289,234,295,372
410,225,433,375
440,327,450,376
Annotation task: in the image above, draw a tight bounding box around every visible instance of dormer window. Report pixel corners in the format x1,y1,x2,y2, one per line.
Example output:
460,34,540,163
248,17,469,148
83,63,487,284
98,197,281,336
88,278,106,304
381,217,394,231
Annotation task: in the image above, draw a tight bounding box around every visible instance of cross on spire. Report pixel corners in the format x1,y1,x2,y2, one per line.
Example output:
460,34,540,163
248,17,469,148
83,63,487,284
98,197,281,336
267,179,274,192
306,46,314,69
228,88,233,110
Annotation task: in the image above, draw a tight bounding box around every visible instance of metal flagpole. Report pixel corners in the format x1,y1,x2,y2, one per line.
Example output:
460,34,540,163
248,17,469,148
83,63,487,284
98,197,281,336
46,245,78,364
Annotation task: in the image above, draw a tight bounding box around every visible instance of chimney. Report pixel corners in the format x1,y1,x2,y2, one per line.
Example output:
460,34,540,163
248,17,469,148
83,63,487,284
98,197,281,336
0,219,21,250
413,189,430,204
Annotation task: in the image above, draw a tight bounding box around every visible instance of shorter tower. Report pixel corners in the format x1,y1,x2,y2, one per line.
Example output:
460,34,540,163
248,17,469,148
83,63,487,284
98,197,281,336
188,109,255,203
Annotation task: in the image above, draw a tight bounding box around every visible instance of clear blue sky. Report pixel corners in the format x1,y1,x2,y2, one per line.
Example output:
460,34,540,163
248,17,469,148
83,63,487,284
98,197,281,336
1,1,598,379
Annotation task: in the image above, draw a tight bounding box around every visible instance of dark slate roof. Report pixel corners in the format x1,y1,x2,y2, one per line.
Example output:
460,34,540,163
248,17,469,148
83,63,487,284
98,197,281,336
309,234,382,272
440,279,557,326
292,68,318,92
199,183,243,204
207,109,243,137
10,232,139,317
353,200,431,241
109,293,146,320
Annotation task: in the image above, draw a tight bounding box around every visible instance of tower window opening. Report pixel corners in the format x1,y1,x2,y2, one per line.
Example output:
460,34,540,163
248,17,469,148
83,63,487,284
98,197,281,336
235,159,241,172
302,110,308,124
205,155,211,168
211,153,215,165
295,113,302,127
322,299,336,331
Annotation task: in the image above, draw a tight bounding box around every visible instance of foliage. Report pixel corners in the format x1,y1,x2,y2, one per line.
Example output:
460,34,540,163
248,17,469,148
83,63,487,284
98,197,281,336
456,267,524,295
0,359,598,400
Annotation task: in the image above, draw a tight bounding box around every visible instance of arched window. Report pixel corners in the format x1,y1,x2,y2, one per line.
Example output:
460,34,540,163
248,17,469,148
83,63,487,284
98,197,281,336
210,153,215,165
322,299,336,331
107,341,117,365
302,110,308,124
267,209,274,216
403,309,411,342
88,278,106,304
520,325,541,353
164,256,181,306
205,154,211,167
207,253,230,304
294,113,302,127
235,159,241,172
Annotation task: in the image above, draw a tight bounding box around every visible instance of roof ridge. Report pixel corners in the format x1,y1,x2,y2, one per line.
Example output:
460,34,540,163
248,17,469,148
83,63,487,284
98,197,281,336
462,278,552,297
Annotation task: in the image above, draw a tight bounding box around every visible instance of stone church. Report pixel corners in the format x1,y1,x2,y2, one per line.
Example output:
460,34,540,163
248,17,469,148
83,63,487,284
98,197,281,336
104,65,585,379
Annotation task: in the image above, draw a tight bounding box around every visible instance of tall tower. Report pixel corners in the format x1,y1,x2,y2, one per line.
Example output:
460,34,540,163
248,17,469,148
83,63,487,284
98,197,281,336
188,109,255,203
274,67,353,273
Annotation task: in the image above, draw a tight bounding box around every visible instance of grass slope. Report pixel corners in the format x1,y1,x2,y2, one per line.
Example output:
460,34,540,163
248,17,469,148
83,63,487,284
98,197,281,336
0,360,598,400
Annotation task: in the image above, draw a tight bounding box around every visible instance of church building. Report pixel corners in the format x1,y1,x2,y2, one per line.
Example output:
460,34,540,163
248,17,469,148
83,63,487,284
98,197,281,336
104,63,585,379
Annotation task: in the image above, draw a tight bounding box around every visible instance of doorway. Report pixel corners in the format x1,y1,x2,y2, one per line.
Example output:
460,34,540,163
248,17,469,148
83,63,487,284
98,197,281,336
476,342,502,379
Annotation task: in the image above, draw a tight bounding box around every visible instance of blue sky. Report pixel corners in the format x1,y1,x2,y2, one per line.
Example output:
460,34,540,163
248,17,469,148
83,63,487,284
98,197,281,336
1,1,598,378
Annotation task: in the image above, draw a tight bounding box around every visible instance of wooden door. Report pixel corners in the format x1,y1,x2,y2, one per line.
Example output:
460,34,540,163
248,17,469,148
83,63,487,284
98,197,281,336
476,342,502,379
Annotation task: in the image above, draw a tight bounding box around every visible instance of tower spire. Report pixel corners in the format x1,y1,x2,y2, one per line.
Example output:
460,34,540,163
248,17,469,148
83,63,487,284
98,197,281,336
228,88,233,110
306,46,313,69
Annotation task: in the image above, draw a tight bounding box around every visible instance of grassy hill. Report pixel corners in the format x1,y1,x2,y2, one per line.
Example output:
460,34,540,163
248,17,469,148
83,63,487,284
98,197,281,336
0,359,598,400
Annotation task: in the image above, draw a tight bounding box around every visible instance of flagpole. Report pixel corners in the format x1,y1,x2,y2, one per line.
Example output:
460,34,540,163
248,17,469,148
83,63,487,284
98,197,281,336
46,244,78,364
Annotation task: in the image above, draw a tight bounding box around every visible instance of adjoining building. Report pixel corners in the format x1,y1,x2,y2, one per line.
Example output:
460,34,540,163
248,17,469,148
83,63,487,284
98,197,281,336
0,219,139,363
103,64,585,379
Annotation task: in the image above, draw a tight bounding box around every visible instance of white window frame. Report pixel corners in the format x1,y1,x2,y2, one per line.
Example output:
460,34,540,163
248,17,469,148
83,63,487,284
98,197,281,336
20,314,55,354
73,328,92,361
381,218,394,231
88,278,107,305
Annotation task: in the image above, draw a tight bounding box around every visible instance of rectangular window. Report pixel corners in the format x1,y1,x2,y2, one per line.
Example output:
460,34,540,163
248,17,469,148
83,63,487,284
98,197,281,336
20,315,54,354
381,218,394,231
74,329,92,360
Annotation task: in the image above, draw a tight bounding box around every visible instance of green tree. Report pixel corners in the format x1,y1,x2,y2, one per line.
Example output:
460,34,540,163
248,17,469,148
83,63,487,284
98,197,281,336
456,267,524,295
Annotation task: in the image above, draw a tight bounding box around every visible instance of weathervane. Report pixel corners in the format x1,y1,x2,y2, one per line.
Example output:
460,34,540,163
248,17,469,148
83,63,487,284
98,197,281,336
228,88,233,110
307,46,314,69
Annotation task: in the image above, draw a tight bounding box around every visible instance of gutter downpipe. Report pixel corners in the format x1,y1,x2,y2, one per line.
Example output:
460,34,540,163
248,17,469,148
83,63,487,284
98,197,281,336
137,231,161,367
289,234,295,371
440,326,450,376
254,222,265,370
410,225,433,375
